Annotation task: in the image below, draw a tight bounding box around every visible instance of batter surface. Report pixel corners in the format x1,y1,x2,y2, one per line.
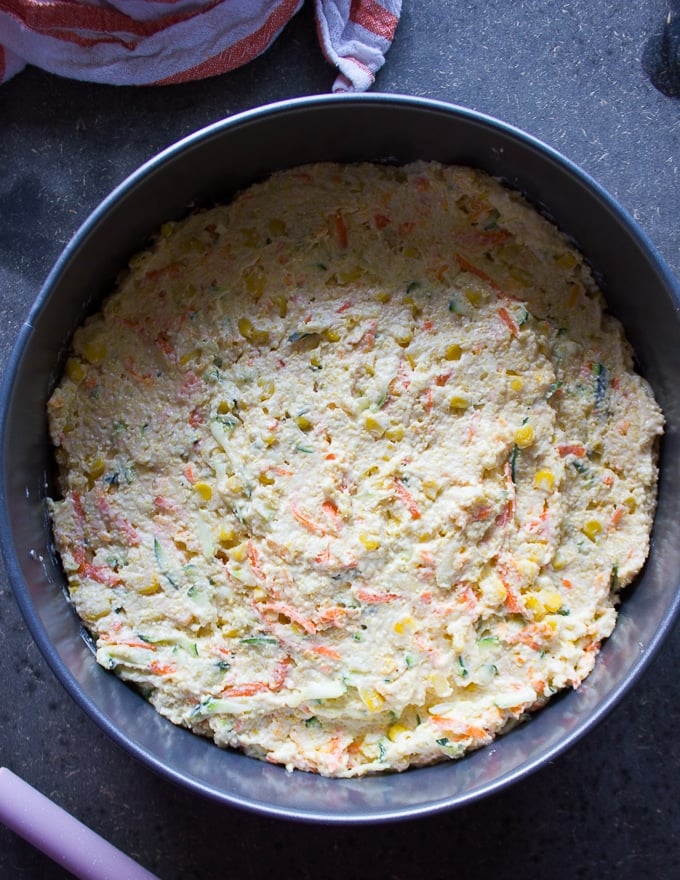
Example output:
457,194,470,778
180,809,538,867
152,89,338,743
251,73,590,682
48,162,663,776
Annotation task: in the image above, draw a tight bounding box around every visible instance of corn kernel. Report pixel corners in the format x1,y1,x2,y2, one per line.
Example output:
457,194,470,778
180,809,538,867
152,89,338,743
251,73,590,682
256,378,275,400
624,496,637,513
510,376,523,392
271,295,287,318
555,250,577,269
224,475,244,494
395,329,412,347
422,479,440,501
87,458,106,480
534,469,555,490
238,317,268,345
582,519,603,541
359,687,385,712
83,340,106,364
464,287,484,307
324,327,341,343
160,221,174,238
444,343,462,361
217,400,231,414
296,414,313,432
229,542,248,562
388,723,409,741
385,424,404,442
138,577,161,596
394,616,414,634
514,424,535,448
449,395,469,411
258,472,275,486
194,482,213,501
252,587,267,601
218,526,237,544
543,591,563,613
267,217,286,236
244,266,265,299
364,414,386,436
359,533,380,551
375,291,391,303
405,353,416,369
525,594,542,613
66,357,85,383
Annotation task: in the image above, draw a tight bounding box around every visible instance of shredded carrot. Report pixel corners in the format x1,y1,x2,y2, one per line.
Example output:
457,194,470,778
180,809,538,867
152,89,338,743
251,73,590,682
260,601,318,634
308,644,342,660
183,463,197,484
393,478,421,519
355,588,400,604
334,211,348,249
149,660,176,675
188,406,204,427
498,306,519,337
221,682,269,698
609,507,626,529
336,299,352,313
321,499,342,528
247,541,267,581
374,213,390,229
557,443,587,458
290,500,328,536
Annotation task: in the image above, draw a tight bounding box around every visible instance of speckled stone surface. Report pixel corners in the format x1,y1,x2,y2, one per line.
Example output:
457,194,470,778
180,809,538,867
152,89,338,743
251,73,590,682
1,2,679,878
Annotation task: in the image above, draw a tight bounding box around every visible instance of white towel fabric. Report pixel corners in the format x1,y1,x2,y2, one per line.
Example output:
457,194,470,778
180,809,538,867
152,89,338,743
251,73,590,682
0,0,401,89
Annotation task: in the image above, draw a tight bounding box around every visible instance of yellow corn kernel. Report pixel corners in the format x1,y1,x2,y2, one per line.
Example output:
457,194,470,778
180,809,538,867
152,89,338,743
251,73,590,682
542,591,563,613
403,246,420,259
464,287,484,307
272,295,288,318
160,221,175,238
422,479,440,501
224,475,244,494
525,594,542,614
217,400,231,414
179,349,200,367
323,327,341,343
395,329,412,347
296,414,313,432
244,266,265,299
551,553,568,571
256,378,275,401
449,395,469,411
388,723,409,742
267,217,286,236
258,472,275,486
263,432,277,447
66,357,85,383
83,340,106,364
510,376,524,392
310,354,322,369
583,519,603,541
238,317,268,345
444,343,462,361
218,526,237,544
534,469,555,490
514,424,535,448
405,353,416,369
555,250,577,269
624,496,637,513
138,577,161,596
87,458,106,480
241,227,259,247
252,587,267,601
337,266,363,285
229,542,248,563
393,616,414,634
385,424,404,442
364,414,386,436
194,482,212,501
375,291,391,303
359,687,385,712
359,533,380,551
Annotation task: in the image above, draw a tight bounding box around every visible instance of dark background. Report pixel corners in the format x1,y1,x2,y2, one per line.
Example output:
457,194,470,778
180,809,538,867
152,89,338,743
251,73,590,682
1,2,679,878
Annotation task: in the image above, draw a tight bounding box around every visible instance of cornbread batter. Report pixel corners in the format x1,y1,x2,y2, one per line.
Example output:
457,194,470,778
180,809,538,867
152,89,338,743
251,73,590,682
48,162,663,776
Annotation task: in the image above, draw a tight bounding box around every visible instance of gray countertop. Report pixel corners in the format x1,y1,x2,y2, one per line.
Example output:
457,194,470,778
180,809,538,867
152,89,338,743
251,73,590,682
1,2,679,878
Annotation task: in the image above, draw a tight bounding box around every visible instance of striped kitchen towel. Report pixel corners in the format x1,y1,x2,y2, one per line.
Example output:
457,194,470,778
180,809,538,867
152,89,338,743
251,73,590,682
0,0,401,89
